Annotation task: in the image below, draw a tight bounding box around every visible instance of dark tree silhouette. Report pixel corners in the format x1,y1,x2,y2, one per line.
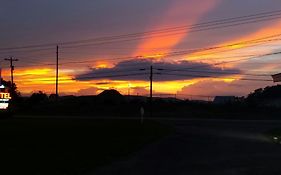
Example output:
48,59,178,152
247,85,281,104
49,94,58,101
29,91,48,104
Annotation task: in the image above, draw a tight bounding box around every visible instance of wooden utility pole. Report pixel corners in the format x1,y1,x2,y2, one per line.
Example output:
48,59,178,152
56,45,59,98
4,57,18,88
0,68,2,85
139,64,154,117
149,65,153,117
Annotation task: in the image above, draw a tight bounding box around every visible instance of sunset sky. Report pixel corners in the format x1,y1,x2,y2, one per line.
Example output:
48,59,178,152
1,0,281,99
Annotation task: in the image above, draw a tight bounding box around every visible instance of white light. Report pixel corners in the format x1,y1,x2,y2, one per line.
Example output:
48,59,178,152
0,85,5,89
0,103,8,109
0,99,9,102
273,137,278,140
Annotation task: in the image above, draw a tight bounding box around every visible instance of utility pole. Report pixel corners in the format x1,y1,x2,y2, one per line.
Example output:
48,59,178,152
56,45,59,99
0,68,2,85
140,64,154,117
4,57,18,88
149,65,153,117
128,83,131,96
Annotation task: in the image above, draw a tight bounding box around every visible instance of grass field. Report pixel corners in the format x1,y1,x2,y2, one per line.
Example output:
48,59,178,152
0,117,171,175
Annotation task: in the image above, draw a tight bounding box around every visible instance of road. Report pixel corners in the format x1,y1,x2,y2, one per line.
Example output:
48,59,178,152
89,119,281,175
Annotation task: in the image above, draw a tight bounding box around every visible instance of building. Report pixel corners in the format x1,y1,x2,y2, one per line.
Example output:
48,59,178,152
213,96,236,104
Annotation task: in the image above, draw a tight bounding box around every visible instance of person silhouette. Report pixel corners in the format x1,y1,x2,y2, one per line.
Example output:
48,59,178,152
140,106,144,124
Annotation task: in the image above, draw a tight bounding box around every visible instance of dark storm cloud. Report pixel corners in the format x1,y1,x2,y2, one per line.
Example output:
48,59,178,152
75,59,240,81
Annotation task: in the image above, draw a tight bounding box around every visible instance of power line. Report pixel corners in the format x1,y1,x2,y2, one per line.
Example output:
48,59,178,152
2,9,281,51
2,49,281,79
14,72,149,83
175,51,281,70
62,9,281,44
4,32,281,69
69,64,274,82
163,37,281,58
34,12,281,48
56,36,281,64
155,68,271,77
0,47,54,55
60,15,281,50
75,73,148,81
158,73,273,82
179,39,281,61
2,50,280,84
11,62,275,84
6,63,268,79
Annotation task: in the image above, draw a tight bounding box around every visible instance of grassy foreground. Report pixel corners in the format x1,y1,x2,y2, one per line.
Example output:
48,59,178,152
0,117,171,175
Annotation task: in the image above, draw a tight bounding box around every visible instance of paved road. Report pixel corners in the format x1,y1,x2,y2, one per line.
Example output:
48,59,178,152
90,119,281,175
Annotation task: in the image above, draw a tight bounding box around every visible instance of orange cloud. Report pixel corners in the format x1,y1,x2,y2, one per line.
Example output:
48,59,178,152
178,79,274,99
187,20,281,66
1,67,84,95
0,64,261,98
134,0,220,57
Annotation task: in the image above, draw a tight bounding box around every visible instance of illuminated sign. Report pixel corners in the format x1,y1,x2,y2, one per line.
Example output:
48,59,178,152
0,93,11,110
0,103,9,110
0,93,11,99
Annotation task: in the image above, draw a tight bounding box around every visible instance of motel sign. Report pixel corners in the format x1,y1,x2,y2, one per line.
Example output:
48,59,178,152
0,85,11,110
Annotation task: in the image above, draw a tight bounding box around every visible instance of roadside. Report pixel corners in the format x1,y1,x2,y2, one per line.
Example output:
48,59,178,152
90,119,281,175
0,117,172,175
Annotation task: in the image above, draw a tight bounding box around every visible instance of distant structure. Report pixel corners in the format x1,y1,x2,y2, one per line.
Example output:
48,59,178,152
213,96,236,104
153,97,182,103
97,89,125,104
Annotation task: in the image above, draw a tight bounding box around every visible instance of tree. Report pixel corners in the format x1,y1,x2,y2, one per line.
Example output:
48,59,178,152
29,91,48,104
246,85,281,105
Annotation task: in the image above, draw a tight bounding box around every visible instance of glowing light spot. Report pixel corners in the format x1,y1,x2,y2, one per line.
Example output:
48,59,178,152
94,61,112,69
220,78,236,83
96,64,108,68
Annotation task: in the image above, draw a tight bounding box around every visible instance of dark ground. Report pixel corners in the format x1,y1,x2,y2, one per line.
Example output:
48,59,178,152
91,119,281,175
0,117,170,175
